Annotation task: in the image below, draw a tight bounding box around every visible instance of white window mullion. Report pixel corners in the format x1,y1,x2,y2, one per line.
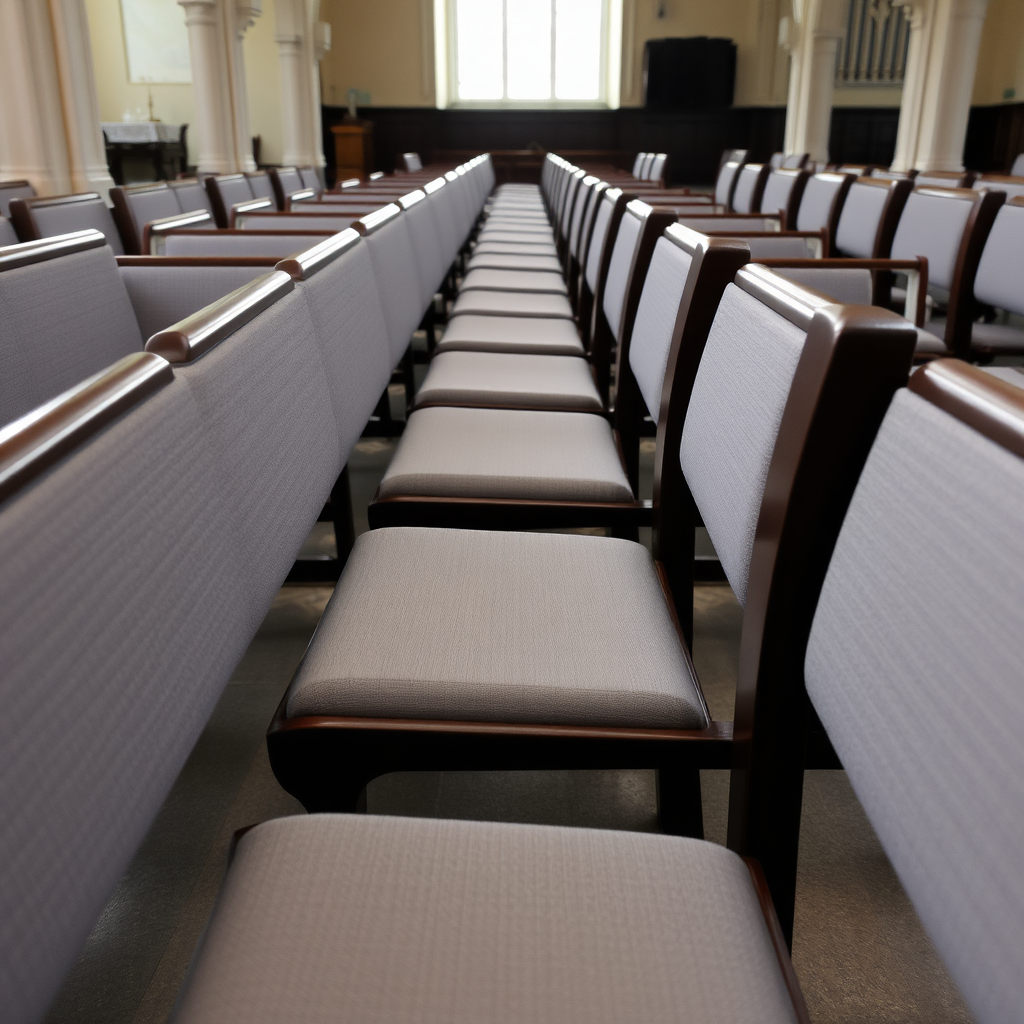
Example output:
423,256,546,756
550,1,557,101
502,0,508,101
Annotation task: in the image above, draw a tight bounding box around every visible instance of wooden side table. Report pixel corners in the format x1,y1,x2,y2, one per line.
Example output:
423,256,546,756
332,121,374,183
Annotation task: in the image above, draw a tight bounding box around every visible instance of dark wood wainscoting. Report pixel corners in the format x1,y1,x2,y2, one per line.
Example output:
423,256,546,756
965,102,1024,173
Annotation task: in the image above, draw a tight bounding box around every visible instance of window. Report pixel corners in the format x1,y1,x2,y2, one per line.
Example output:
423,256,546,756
447,0,610,106
835,0,911,87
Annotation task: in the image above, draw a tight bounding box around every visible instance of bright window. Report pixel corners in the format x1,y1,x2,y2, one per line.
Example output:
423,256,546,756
450,0,608,106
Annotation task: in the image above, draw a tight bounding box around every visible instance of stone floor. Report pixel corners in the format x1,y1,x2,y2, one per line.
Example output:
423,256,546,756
43,408,975,1024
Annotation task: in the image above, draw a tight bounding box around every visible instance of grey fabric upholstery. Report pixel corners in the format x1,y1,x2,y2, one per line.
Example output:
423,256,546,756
245,172,276,202
478,230,555,246
760,172,796,217
274,167,303,199
1011,153,1024,176
968,321,1024,350
467,252,563,273
584,194,615,294
731,166,761,213
416,351,602,411
125,187,181,243
169,180,213,215
974,202,1024,313
213,176,254,210
378,406,633,502
805,387,1024,1024
650,153,667,181
296,242,393,460
630,237,693,420
239,214,356,231
680,216,775,233
714,162,739,206
0,375,252,1024
175,287,340,608
680,284,807,606
796,176,844,231
974,177,1024,199
436,314,585,356
402,197,448,307
835,182,888,257
632,152,646,176
912,326,948,354
288,528,707,726
30,197,125,254
602,209,643,342
746,236,818,258
162,232,327,257
120,266,269,340
363,216,427,367
890,190,973,290
775,267,873,305
173,814,798,1024
461,268,567,294
0,215,17,246
298,167,323,189
0,182,35,218
0,246,143,425
451,290,574,320
982,365,1024,386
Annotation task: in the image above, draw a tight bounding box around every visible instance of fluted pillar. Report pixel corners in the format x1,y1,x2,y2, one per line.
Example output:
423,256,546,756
890,0,991,172
230,2,262,172
275,0,329,171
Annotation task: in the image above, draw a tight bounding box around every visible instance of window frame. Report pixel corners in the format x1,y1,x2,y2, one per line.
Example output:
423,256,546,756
445,0,612,110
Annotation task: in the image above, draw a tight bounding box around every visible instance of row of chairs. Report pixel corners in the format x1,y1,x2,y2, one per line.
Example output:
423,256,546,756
1,148,1020,1024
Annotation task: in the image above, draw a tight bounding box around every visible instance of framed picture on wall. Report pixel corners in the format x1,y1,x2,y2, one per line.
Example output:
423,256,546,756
120,0,192,84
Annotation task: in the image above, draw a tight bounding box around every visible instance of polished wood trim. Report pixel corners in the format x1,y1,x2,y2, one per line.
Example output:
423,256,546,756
909,359,1024,458
285,189,318,209
141,209,213,253
9,193,108,243
743,858,812,1024
228,197,274,228
0,228,105,270
397,189,427,210
0,352,171,505
424,176,446,195
353,203,402,235
734,264,833,329
274,227,361,280
145,270,293,363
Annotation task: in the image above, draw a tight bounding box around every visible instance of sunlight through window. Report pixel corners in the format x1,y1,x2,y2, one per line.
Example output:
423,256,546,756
456,0,504,100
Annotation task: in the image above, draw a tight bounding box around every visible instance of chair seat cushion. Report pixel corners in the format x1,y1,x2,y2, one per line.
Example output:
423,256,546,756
452,290,574,320
970,320,1024,353
487,210,550,222
377,406,632,502
478,230,556,246
461,268,568,294
914,326,948,355
415,351,602,411
473,240,559,257
287,528,704,726
467,252,563,273
436,315,585,356
172,815,799,1024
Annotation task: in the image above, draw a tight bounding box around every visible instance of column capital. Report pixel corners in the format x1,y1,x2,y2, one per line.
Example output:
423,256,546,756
235,0,263,37
177,0,217,26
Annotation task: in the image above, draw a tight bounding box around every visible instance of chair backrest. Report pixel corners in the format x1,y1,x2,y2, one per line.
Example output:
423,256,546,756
973,195,1024,315
834,176,912,259
398,188,447,308
158,231,332,257
109,183,182,255
680,266,914,606
972,174,1024,200
772,266,874,305
298,166,323,189
870,167,915,181
245,171,277,204
649,153,668,183
759,168,810,227
794,172,854,238
559,169,587,246
915,170,970,188
269,167,304,210
8,193,125,254
168,178,214,216
730,163,770,214
0,232,143,425
424,175,463,265
631,153,646,177
804,359,1024,1024
769,152,784,169
640,153,656,179
401,152,423,172
0,216,17,246
568,175,600,266
353,204,424,368
204,174,254,227
714,160,743,207
780,153,808,170
1010,153,1024,177
583,187,628,299
0,179,36,219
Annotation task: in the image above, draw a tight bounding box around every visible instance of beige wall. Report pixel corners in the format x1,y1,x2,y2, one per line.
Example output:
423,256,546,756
85,0,284,168
320,0,434,108
972,0,1024,106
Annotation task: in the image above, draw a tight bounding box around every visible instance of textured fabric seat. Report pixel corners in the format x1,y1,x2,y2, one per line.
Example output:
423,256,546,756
287,528,704,726
451,289,574,320
172,815,799,1024
473,239,559,257
376,406,632,502
477,230,556,245
0,215,17,245
460,267,568,294
435,314,585,356
415,351,602,411
466,251,563,273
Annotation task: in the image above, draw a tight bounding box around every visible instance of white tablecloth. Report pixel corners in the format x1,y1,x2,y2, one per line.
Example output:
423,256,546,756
102,122,182,144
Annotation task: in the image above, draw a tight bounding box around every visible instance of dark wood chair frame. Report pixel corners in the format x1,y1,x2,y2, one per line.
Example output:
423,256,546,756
203,173,254,228
8,192,118,247
758,168,812,229
0,178,36,220
730,162,773,214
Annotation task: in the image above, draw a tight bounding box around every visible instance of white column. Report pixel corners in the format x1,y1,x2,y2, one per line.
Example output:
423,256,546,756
275,0,329,170
229,1,262,172
782,0,847,164
178,0,238,173
891,0,990,173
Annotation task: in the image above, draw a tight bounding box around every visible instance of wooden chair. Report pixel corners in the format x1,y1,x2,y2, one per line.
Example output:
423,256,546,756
8,192,125,253
0,215,17,246
0,178,35,218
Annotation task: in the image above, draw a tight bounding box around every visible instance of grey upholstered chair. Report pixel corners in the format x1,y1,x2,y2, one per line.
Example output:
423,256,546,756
759,168,810,226
203,173,256,227
401,152,423,172
167,176,214,215
713,158,744,208
0,178,36,219
110,182,186,254
268,166,305,209
730,163,771,214
649,152,668,184
244,170,277,204
971,173,1024,200
8,192,125,253
631,151,647,177
0,215,17,246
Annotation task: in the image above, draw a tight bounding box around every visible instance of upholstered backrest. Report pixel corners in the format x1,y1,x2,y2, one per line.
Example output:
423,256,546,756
775,267,873,305
679,215,775,233
270,167,304,209
731,165,763,213
426,179,463,266
400,191,447,307
206,175,253,227
972,175,1024,200
161,232,329,257
568,178,596,262
0,357,251,1024
649,154,667,183
560,173,583,239
915,171,967,188
744,236,820,258
640,154,656,179
680,278,824,605
796,173,849,232
835,179,890,257
760,170,799,218
0,237,143,425
238,213,358,232
119,264,271,340
402,152,423,172
974,199,1024,313
601,202,645,343
298,166,323,189
114,184,182,253
11,194,125,254
245,172,276,202
629,232,695,419
0,216,17,246
714,160,741,206
0,180,35,219
890,188,976,290
358,207,425,367
781,153,807,169
1011,153,1024,176
280,234,393,463
169,179,213,215
585,192,616,293
631,153,646,177
804,363,1024,1024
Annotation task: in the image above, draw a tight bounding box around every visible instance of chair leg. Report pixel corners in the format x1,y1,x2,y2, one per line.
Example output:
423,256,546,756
330,466,355,567
656,765,704,838
401,348,416,410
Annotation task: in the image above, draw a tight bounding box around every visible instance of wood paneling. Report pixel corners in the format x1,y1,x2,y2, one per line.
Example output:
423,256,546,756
965,102,1024,173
